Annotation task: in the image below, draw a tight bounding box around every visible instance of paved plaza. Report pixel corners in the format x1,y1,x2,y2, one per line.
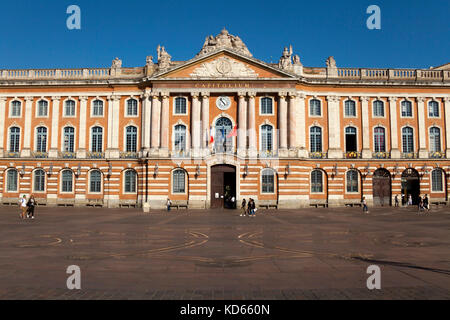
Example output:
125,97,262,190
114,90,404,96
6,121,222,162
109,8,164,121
0,204,449,300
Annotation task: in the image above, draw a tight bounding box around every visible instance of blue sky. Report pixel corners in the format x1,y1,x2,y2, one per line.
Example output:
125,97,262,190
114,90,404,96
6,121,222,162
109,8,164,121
0,0,448,69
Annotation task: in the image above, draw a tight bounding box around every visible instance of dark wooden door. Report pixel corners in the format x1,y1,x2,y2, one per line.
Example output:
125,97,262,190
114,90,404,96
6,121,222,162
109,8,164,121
210,165,236,209
373,169,391,206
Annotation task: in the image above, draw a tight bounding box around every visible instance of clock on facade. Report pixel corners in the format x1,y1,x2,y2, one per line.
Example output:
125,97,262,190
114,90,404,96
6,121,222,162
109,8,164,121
216,96,231,110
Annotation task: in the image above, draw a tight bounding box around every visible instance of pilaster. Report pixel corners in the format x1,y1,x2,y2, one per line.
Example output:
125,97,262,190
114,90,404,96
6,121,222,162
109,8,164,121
361,96,371,159
327,95,342,158
237,91,247,157
21,96,34,157
76,96,88,158
389,97,401,159
0,97,6,157
49,96,61,158
417,97,428,158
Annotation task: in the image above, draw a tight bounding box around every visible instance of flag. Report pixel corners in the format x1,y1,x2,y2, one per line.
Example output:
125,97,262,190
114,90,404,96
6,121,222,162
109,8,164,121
209,126,215,144
227,125,237,138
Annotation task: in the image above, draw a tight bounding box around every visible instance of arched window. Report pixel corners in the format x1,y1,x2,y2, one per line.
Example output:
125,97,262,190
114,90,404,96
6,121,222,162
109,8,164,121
65,100,75,116
174,97,187,114
261,97,273,114
401,100,412,117
127,99,138,116
261,124,273,152
345,127,357,152
429,127,441,153
428,101,439,118
214,117,233,153
310,126,322,152
124,170,137,193
36,127,47,152
91,127,103,152
34,169,45,192
346,170,359,193
431,169,443,192
374,127,386,152
311,170,323,193
93,100,103,116
63,127,75,152
373,100,384,117
125,126,137,152
310,99,321,116
344,100,356,117
402,127,414,153
174,125,186,152
172,169,185,194
9,127,20,152
11,101,21,117
61,170,73,192
7,169,18,192
90,170,102,193
38,100,48,116
261,169,275,193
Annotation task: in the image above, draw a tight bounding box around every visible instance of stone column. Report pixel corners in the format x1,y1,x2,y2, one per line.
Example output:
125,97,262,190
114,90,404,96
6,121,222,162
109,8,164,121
201,92,210,153
191,92,201,157
278,92,288,155
417,97,428,158
21,97,34,157
160,92,170,157
0,97,6,157
389,97,400,158
288,92,298,151
247,91,257,157
361,96,371,159
107,95,120,158
150,92,161,154
141,91,151,156
327,95,342,158
238,91,247,157
297,93,308,158
49,96,60,158
445,97,450,158
77,96,88,158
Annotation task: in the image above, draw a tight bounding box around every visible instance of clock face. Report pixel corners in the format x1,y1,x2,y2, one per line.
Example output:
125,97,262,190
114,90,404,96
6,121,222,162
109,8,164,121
216,96,231,110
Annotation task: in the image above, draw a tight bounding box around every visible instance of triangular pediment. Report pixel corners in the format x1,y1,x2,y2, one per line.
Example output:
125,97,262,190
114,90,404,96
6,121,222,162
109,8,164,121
153,49,296,79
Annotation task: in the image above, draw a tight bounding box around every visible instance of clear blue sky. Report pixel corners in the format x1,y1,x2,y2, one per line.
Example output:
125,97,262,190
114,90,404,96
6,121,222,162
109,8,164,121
0,0,448,69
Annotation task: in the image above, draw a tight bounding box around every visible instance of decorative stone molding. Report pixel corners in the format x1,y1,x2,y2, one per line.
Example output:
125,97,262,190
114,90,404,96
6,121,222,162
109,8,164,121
197,28,252,57
200,91,210,98
416,97,426,103
190,56,258,78
327,95,340,103
388,96,398,103
51,96,61,101
79,96,88,101
360,96,370,102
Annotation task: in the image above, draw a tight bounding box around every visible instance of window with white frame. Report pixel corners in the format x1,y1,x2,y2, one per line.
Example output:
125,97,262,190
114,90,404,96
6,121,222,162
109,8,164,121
174,97,187,114
261,125,273,152
90,170,102,193
36,127,47,152
431,169,443,192
11,101,21,117
402,127,414,153
428,101,439,118
61,170,73,192
37,100,48,117
261,169,275,193
310,99,321,116
172,169,185,194
344,100,356,117
92,100,103,116
34,169,45,192
65,100,76,116
174,125,186,152
373,100,384,117
311,170,323,193
127,99,138,116
401,100,412,117
374,127,386,152
125,126,137,152
261,97,273,114
9,127,20,152
429,127,441,152
310,126,322,152
91,127,103,152
346,170,358,193
7,169,18,192
124,170,137,193
63,127,75,152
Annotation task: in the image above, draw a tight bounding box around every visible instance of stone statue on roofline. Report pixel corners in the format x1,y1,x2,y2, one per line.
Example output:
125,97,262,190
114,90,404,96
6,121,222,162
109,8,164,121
326,56,337,69
111,57,122,69
157,45,172,70
278,45,293,70
196,28,253,57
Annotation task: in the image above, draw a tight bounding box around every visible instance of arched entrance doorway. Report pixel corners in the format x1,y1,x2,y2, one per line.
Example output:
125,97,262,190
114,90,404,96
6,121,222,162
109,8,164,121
214,117,233,153
402,168,420,205
210,164,236,209
372,168,391,206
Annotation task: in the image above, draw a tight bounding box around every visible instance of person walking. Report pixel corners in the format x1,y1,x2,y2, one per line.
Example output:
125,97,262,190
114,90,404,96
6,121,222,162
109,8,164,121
423,194,429,213
18,195,27,219
240,198,247,216
408,194,413,206
26,195,37,219
166,198,172,211
362,197,369,213
418,195,424,213
394,195,399,207
250,199,256,217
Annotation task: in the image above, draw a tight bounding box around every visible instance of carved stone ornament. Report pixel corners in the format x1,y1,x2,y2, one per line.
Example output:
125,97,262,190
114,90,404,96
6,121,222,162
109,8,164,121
111,57,122,69
157,45,172,70
326,56,337,68
197,28,252,57
190,56,258,78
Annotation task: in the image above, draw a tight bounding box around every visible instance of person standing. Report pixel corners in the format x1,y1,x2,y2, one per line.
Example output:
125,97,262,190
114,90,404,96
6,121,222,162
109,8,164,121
27,195,37,219
394,195,399,207
166,198,172,211
18,195,27,219
408,194,413,206
418,195,424,213
362,197,369,213
240,198,247,217
423,194,429,213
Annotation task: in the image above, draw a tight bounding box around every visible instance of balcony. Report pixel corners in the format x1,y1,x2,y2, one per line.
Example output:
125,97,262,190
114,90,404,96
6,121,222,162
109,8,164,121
309,152,328,159
5,152,20,158
170,150,190,158
259,150,279,158
401,152,418,159
345,151,361,159
59,151,76,159
120,152,138,159
429,151,445,159
32,151,48,158
212,142,234,155
87,152,105,159
373,152,391,159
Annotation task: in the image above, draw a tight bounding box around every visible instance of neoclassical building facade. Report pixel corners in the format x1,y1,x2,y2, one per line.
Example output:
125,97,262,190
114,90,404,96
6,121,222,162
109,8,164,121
0,29,449,209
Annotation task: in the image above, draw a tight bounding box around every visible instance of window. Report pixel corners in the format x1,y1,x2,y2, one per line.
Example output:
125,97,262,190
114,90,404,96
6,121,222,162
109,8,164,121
402,127,414,153
174,97,187,114
261,169,275,193
345,127,357,152
310,126,322,152
125,126,137,152
34,169,45,192
9,127,20,152
311,170,323,193
36,127,47,152
61,170,73,192
214,117,233,153
429,101,439,118
310,99,321,116
429,127,441,152
127,99,138,116
261,125,273,152
92,100,103,116
431,169,443,192
91,127,103,152
65,100,76,116
124,170,137,193
37,100,48,116
344,100,356,117
63,127,75,152
11,101,21,117
401,100,412,117
172,169,185,194
7,169,18,192
374,127,386,152
373,100,384,117
90,170,102,193
346,170,358,193
261,97,273,114
174,125,186,152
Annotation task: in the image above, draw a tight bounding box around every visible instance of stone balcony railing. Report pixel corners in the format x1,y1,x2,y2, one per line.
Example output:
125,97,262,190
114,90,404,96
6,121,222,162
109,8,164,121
309,152,328,159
